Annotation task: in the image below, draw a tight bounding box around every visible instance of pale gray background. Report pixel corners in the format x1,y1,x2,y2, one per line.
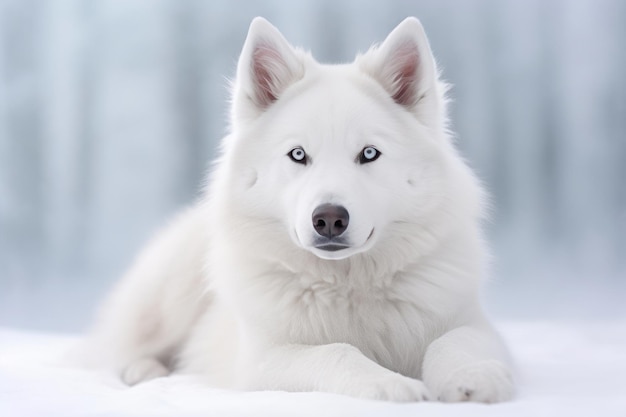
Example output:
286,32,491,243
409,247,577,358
1,0,624,331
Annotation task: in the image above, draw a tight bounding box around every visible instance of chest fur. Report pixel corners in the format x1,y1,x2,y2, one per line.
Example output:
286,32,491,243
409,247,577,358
262,270,447,377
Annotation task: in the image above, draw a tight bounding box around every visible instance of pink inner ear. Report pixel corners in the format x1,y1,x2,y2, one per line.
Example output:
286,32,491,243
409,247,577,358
252,42,284,108
390,43,420,107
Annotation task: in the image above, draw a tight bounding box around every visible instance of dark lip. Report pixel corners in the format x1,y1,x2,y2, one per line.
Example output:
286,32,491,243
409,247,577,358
314,243,351,252
313,229,374,252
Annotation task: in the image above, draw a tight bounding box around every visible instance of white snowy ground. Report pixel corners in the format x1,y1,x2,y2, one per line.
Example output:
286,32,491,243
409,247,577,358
1,321,625,417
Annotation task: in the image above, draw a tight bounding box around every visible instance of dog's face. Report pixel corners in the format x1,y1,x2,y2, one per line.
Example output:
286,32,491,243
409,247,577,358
226,18,451,261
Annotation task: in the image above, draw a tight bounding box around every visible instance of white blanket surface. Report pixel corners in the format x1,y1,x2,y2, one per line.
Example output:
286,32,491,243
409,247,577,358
1,321,624,417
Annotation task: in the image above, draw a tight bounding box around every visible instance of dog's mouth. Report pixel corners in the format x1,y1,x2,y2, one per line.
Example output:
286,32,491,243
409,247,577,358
310,228,375,259
314,242,351,252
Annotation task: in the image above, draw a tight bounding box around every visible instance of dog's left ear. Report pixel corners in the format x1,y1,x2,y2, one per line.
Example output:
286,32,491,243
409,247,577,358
359,18,443,122
232,17,305,122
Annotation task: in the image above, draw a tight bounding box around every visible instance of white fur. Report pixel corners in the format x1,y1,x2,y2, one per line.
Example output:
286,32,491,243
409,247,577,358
86,17,514,403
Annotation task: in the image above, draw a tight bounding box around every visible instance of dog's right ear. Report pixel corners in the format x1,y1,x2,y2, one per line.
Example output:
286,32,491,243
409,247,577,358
232,17,305,122
358,17,446,127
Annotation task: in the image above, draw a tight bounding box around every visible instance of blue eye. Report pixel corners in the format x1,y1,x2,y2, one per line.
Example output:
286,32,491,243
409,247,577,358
289,147,307,164
358,146,380,164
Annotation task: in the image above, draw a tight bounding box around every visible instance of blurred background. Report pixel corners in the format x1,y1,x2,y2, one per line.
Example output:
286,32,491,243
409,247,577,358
0,0,624,332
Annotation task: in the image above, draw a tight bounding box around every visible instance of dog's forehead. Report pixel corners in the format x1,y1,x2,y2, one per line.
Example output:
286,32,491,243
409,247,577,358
274,70,397,132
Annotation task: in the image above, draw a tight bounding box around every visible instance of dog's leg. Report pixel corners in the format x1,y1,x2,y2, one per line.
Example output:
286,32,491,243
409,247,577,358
244,343,431,402
86,206,210,384
421,323,514,403
121,357,170,386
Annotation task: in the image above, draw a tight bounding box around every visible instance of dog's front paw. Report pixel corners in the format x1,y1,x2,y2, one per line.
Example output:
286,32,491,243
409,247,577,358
437,360,514,403
344,373,431,402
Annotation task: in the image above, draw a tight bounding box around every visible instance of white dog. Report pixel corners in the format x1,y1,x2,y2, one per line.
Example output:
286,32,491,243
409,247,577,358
88,17,514,403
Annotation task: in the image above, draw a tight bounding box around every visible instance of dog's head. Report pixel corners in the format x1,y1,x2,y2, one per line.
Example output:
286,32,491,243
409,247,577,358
222,17,480,261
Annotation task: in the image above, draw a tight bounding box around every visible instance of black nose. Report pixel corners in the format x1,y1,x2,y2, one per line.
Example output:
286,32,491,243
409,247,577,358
312,204,350,239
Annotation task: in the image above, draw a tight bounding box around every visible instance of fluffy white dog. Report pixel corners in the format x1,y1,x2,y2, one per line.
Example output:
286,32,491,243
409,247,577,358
88,17,514,403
